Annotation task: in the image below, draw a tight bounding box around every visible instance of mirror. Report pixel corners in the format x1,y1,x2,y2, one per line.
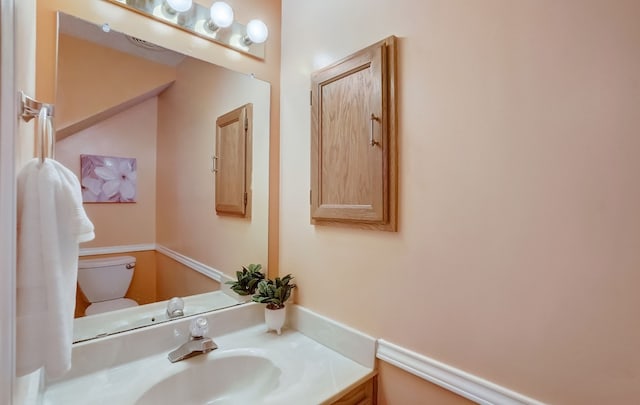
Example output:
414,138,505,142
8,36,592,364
54,13,270,342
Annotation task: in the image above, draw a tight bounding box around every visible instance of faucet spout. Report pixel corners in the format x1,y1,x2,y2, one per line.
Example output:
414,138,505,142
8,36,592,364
168,317,217,363
168,336,218,363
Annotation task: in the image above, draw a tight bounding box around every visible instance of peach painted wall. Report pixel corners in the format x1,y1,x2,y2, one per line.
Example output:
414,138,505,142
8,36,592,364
156,57,270,277
56,98,158,247
280,0,640,404
377,362,471,405
36,0,282,274
156,254,220,302
56,34,175,136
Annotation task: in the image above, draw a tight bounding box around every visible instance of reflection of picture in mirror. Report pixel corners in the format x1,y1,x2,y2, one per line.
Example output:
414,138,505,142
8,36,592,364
80,154,137,203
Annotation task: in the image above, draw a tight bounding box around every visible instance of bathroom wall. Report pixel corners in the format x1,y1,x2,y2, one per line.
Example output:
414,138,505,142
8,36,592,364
56,97,158,248
280,0,640,403
156,56,270,277
55,34,175,139
56,96,160,318
156,254,219,301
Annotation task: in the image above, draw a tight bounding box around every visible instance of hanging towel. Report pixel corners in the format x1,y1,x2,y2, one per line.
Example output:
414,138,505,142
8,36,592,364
16,158,94,379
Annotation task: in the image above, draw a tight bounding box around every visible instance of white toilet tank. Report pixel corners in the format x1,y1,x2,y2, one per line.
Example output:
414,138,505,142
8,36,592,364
77,255,136,303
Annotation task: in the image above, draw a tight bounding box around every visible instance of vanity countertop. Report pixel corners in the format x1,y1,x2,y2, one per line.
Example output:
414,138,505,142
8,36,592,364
44,305,376,405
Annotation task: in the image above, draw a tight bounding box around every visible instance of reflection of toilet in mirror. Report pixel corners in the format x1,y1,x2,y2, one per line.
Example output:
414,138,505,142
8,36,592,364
77,256,139,316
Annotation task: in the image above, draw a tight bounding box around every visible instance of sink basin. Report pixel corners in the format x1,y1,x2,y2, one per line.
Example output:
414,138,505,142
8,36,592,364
135,349,281,405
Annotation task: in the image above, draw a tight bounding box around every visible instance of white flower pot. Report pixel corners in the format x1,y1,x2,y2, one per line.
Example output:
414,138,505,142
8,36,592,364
237,293,254,303
264,306,286,335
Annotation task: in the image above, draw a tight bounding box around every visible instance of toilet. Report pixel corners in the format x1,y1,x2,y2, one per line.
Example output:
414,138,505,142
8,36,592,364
77,255,139,316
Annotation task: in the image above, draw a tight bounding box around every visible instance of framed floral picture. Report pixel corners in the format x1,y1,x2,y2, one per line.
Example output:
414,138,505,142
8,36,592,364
80,154,137,203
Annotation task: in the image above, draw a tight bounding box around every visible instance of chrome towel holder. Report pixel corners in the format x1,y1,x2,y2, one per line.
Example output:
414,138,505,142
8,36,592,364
19,91,55,163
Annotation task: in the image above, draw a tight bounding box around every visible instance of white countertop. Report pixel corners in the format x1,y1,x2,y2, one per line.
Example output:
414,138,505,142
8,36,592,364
44,305,376,405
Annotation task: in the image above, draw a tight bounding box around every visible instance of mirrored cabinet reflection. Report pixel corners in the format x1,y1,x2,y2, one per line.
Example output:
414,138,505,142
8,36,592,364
214,103,253,217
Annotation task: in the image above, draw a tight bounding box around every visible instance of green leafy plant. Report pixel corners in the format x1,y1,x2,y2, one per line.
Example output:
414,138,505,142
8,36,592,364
225,264,265,296
252,274,296,310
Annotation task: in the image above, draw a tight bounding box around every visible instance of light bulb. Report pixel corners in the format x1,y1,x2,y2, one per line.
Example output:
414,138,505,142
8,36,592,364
245,19,268,44
210,2,234,28
166,0,192,13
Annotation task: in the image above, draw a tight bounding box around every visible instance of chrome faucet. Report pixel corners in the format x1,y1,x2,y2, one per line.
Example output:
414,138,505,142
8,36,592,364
168,317,218,363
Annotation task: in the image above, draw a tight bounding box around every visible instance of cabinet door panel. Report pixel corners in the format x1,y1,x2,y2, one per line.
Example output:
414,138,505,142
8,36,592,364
215,104,251,216
311,36,396,230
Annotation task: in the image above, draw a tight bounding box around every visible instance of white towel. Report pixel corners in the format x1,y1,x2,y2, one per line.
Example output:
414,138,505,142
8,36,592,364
16,158,94,379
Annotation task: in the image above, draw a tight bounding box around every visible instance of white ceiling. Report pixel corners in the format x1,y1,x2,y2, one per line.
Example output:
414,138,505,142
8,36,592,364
59,13,186,67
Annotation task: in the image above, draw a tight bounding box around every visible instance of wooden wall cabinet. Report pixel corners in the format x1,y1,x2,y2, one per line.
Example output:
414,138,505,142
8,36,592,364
214,103,252,216
310,36,397,231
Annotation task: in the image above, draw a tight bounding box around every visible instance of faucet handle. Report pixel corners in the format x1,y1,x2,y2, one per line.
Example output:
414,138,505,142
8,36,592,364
167,297,185,318
189,317,209,338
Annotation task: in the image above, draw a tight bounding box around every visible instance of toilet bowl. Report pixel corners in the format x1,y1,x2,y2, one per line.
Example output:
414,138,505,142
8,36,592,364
78,255,139,316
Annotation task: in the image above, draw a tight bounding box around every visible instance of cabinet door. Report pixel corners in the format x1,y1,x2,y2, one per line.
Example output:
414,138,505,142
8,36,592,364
311,36,397,231
215,104,252,216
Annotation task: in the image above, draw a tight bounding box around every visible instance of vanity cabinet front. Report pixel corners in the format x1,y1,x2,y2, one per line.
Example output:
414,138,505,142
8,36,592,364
329,376,377,405
310,36,397,231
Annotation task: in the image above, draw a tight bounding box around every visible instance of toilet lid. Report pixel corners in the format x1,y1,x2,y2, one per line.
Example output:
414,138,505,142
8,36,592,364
85,298,138,316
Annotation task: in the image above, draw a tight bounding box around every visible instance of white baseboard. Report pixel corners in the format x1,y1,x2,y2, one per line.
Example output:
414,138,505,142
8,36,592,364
79,243,156,256
155,245,224,282
377,339,545,405
78,244,224,283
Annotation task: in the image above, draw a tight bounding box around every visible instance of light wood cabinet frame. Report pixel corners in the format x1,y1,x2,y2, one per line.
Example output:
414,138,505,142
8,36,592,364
214,103,253,217
310,36,397,231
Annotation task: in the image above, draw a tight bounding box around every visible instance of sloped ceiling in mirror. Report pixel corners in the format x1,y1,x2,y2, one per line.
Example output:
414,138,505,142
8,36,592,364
56,13,184,140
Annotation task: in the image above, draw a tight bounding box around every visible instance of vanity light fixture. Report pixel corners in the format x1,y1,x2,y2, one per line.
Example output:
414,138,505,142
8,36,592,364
164,0,193,14
104,0,268,59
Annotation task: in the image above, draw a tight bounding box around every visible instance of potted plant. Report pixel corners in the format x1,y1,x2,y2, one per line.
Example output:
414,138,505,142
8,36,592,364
252,274,296,335
225,263,265,302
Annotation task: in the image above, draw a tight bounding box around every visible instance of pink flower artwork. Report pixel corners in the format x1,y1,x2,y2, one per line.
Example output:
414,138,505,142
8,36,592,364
80,154,137,203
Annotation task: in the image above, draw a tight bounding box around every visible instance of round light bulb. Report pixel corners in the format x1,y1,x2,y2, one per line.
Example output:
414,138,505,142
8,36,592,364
210,2,234,28
246,19,268,44
166,0,192,13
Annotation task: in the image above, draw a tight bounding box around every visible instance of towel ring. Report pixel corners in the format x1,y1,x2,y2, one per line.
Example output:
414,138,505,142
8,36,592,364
37,106,54,163
20,91,55,163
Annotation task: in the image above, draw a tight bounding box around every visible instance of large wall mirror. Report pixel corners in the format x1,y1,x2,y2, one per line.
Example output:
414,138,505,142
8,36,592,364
54,13,270,342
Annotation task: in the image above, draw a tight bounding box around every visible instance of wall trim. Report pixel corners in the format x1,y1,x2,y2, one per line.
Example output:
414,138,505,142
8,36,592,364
79,243,157,256
155,244,224,282
377,339,545,405
78,244,225,283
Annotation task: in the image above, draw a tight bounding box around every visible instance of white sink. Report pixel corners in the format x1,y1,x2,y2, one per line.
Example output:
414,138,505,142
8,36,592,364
135,348,280,405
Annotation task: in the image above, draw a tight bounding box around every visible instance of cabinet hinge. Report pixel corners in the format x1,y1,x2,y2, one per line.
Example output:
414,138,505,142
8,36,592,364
244,192,248,206
309,189,312,205
244,116,248,131
310,90,312,106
